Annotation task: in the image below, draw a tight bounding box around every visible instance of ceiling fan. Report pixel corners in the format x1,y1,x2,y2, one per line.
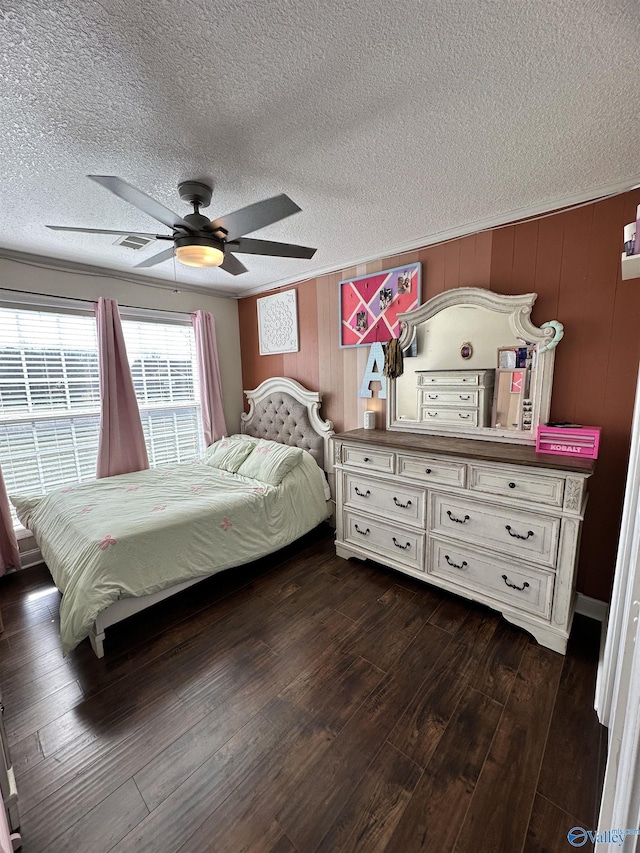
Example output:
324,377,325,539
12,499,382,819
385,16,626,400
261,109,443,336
46,176,317,276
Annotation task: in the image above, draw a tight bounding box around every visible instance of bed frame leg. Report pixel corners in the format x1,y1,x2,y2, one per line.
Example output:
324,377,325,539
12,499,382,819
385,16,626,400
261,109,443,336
89,624,106,659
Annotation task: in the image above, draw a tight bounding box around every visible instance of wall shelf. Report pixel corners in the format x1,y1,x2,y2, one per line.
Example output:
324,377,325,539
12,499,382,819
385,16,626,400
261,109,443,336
621,252,640,281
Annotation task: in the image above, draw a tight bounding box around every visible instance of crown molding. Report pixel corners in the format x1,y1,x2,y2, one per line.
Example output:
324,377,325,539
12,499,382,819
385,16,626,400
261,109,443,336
3,175,639,302
235,176,640,299
0,247,240,299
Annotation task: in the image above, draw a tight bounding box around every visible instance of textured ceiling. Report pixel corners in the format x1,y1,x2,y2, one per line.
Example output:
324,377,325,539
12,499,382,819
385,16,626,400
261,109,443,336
1,0,639,298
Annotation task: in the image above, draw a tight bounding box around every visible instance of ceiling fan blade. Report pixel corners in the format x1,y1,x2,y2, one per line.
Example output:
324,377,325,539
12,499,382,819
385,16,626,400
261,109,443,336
226,237,316,259
46,225,172,239
133,246,176,268
88,175,193,231
212,194,301,242
219,252,248,276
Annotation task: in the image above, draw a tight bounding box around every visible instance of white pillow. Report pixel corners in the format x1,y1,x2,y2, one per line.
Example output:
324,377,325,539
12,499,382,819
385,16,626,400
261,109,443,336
202,436,255,472
236,439,304,485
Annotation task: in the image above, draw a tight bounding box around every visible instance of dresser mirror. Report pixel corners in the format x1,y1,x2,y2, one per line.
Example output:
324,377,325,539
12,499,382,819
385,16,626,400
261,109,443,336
386,288,564,444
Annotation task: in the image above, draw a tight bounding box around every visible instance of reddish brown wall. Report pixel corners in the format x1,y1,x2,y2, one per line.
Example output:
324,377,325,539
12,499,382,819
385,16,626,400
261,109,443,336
238,190,640,601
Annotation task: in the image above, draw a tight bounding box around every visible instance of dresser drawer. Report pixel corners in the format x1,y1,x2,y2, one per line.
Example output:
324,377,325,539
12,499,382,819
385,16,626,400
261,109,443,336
421,408,479,427
420,389,479,408
342,444,395,474
344,511,425,572
418,372,480,387
431,493,560,568
469,465,565,508
428,538,554,619
343,473,425,526
398,454,466,488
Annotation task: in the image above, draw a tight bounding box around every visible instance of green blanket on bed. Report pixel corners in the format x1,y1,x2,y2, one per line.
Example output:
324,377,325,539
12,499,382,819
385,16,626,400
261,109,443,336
12,453,328,654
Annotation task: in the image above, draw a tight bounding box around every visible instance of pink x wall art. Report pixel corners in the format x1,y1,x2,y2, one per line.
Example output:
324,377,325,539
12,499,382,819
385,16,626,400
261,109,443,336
339,263,421,347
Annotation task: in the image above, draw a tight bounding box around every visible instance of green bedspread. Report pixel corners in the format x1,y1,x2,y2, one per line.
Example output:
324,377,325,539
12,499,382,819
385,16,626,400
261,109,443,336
12,453,329,654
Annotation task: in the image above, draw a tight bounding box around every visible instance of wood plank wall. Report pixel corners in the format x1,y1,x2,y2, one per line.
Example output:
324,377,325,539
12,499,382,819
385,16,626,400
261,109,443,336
238,190,640,601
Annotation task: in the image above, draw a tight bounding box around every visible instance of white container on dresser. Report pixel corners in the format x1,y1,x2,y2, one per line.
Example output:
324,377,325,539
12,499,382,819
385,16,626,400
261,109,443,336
416,369,495,428
333,429,595,654
0,687,20,850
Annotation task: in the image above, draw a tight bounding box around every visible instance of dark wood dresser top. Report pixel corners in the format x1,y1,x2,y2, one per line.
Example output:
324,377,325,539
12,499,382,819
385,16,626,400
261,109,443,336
333,429,596,475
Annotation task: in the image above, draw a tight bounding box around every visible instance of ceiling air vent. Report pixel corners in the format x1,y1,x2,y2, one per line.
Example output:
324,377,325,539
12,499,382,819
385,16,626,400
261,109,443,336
114,234,154,251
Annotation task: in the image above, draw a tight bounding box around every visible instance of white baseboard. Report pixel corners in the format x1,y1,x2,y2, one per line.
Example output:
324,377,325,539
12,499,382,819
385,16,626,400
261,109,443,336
575,593,609,623
19,547,44,570
576,595,609,694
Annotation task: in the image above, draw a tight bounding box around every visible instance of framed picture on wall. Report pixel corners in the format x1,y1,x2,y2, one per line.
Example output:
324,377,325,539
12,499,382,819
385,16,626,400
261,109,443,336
339,263,421,347
257,289,299,355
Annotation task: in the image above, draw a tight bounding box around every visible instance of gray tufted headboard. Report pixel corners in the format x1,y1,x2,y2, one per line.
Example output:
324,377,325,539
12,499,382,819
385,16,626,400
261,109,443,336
240,377,334,471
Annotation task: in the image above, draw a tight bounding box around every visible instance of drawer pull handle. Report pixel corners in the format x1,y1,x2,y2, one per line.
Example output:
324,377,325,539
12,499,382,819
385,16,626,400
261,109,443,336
428,394,438,399
508,482,516,489
505,525,534,540
393,537,411,550
428,412,438,417
447,510,470,524
459,394,470,400
502,574,530,592
458,413,471,419
363,456,371,462
393,497,412,509
425,468,432,474
354,524,370,536
355,487,371,498
445,555,468,569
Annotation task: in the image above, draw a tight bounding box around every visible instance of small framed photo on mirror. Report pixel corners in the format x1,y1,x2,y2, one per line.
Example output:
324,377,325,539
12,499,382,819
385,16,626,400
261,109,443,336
498,347,517,369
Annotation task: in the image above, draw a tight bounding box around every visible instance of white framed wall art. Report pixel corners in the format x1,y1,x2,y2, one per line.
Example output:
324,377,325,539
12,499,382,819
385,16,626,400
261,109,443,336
257,289,299,355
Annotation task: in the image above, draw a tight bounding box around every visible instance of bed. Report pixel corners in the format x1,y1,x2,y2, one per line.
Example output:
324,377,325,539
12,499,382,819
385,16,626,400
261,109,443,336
11,377,334,658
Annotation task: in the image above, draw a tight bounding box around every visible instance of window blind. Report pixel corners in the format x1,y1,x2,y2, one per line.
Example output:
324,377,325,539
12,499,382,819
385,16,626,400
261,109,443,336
121,319,203,466
0,308,100,416
0,307,101,523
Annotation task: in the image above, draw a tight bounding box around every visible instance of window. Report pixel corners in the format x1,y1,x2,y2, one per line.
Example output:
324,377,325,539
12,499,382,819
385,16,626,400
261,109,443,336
121,318,203,466
0,304,204,528
0,307,101,521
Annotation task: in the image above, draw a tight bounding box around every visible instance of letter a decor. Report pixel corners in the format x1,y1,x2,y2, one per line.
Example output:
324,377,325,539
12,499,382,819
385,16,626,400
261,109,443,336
359,342,387,399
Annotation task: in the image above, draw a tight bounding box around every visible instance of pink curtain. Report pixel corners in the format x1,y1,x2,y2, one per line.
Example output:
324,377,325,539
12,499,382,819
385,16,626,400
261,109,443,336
192,311,227,446
95,298,149,478
0,465,20,575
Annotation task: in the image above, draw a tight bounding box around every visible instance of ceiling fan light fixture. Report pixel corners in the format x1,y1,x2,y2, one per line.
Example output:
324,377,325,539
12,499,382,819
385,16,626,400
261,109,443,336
48,177,314,277
174,235,224,268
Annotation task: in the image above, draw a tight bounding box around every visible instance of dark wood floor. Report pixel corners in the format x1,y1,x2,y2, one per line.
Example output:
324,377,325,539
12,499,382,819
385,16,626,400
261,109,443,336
0,524,606,853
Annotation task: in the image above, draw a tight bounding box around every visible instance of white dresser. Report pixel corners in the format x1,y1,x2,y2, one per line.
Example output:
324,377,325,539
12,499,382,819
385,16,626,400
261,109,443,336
416,369,495,428
333,429,595,654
